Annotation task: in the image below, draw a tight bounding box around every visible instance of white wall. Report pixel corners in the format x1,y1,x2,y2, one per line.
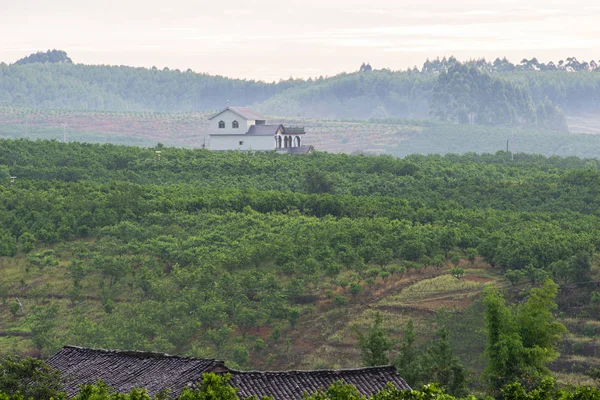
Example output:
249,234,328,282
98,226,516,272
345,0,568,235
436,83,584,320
209,110,253,135
274,134,303,148
209,135,275,151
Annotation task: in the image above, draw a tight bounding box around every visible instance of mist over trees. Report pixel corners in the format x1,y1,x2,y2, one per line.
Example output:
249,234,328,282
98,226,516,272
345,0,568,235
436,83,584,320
430,64,568,131
1,51,600,124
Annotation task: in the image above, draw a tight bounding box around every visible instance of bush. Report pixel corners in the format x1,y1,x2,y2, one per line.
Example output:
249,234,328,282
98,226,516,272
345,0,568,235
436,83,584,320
349,283,363,296
333,295,348,306
450,268,465,280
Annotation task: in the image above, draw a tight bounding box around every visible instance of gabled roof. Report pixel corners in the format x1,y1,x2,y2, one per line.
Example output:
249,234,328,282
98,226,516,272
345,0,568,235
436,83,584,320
47,346,227,397
247,124,283,136
208,106,266,121
230,366,411,399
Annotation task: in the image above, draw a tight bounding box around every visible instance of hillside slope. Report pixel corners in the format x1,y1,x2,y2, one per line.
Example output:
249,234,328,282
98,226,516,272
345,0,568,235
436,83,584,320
0,141,599,391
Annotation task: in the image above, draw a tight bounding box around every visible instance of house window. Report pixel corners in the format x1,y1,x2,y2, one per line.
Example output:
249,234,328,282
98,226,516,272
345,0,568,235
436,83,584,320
239,141,244,145
232,120,239,128
218,120,225,128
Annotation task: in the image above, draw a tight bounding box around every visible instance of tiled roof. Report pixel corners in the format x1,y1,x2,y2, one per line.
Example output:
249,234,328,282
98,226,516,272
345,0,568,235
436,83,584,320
47,346,227,397
282,126,306,135
247,124,283,136
48,346,410,399
208,106,266,121
230,366,411,399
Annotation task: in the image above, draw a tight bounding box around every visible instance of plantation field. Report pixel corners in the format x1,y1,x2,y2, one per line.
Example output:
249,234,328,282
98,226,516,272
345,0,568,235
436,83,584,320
4,107,600,158
1,140,600,393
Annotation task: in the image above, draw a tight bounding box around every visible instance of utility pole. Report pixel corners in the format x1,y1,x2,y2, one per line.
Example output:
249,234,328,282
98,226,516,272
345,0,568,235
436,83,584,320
61,123,68,143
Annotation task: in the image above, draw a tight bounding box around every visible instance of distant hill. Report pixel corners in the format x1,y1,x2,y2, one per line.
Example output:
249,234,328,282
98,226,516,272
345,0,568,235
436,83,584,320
14,50,73,65
1,53,600,123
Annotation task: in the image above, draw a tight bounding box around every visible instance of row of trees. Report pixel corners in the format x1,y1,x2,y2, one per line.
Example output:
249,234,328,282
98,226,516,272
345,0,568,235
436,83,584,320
422,56,600,74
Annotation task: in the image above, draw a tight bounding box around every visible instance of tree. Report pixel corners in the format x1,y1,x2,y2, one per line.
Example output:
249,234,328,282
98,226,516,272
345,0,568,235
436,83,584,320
483,287,528,392
550,260,570,284
333,295,348,307
287,307,301,329
395,320,423,387
179,373,239,400
353,312,392,366
14,49,73,65
349,282,363,297
401,240,426,262
303,168,335,194
449,253,461,267
421,328,468,397
29,304,59,356
449,268,464,280
515,280,566,370
465,248,477,265
304,380,364,400
18,232,36,253
483,281,566,393
505,269,524,287
0,356,64,399
524,265,549,286
569,251,592,283
8,299,21,319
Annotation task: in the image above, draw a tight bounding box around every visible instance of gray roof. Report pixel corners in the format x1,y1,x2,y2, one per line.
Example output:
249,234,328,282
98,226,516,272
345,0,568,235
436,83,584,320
48,346,410,399
282,126,306,135
47,346,227,397
230,366,411,399
208,106,266,121
247,124,283,136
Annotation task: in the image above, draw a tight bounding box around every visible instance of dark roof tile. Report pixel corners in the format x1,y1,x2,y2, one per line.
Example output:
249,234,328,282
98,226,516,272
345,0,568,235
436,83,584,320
229,366,410,399
48,347,410,399
47,346,224,397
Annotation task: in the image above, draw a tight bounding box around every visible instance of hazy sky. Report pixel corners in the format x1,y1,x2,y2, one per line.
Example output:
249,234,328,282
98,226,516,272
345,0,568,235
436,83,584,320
2,0,600,81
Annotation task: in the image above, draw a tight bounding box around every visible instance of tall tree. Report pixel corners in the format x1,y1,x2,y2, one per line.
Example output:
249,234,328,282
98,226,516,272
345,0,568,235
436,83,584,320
483,280,565,393
353,312,392,366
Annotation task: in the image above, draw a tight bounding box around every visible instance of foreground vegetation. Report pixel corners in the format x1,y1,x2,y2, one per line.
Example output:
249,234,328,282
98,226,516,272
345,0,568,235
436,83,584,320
1,361,599,400
0,140,599,394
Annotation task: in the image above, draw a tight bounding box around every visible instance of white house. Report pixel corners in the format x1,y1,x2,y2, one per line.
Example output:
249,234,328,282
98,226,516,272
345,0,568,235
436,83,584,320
207,106,308,152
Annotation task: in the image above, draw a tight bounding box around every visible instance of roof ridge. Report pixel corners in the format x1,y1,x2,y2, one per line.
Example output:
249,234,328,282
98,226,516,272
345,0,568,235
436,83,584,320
229,365,398,375
208,106,265,121
60,346,224,363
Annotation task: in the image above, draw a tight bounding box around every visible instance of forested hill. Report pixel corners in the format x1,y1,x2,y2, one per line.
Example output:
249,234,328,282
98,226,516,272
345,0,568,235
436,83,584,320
0,62,304,112
2,52,600,123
